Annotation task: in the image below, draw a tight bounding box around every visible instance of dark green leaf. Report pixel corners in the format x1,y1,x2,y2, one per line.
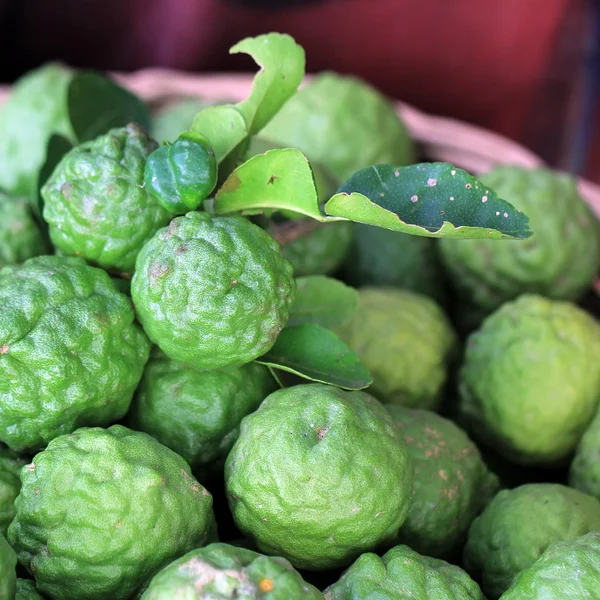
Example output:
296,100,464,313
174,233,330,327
68,72,151,143
257,324,372,390
36,134,73,224
326,163,533,239
289,276,358,328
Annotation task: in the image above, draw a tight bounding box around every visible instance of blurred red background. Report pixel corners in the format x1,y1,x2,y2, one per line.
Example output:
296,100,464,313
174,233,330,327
0,0,595,179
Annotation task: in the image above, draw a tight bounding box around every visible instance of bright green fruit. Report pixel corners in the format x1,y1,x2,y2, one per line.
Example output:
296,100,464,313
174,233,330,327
0,446,26,537
324,545,484,600
16,579,45,600
459,294,600,466
463,483,600,599
226,384,412,571
8,425,216,600
0,194,49,267
570,408,600,499
0,63,73,202
281,222,353,277
0,255,150,452
345,224,445,303
439,167,600,326
501,532,600,600
260,72,414,181
386,406,499,557
0,534,17,600
151,98,212,143
127,352,277,474
336,288,457,409
144,131,217,213
131,212,295,370
141,542,324,599
42,123,175,273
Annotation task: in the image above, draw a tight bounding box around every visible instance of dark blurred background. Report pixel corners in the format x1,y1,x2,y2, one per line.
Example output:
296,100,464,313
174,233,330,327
1,0,599,181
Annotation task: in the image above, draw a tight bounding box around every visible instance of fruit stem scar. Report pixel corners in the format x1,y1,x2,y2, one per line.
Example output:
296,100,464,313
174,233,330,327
259,578,274,592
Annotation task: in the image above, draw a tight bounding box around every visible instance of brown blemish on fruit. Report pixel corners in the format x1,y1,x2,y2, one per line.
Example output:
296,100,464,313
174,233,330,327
0,345,8,354
116,523,122,529
267,175,278,185
149,262,170,286
260,578,274,592
26,463,35,472
316,427,329,441
175,243,189,256
439,470,448,481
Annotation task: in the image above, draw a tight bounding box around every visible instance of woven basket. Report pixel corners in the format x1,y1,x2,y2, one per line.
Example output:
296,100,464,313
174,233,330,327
2,67,600,216
106,68,600,219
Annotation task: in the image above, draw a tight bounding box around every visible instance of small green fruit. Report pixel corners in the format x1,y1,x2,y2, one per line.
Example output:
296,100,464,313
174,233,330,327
144,131,217,213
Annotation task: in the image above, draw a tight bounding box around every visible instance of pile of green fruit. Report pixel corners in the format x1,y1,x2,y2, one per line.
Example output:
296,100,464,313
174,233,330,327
1,32,600,600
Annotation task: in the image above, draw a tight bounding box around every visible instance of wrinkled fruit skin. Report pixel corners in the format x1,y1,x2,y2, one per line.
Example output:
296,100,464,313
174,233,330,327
8,425,217,600
42,123,175,273
0,194,49,267
132,212,295,370
463,483,600,599
0,255,150,452
386,406,499,558
225,384,413,571
501,532,600,599
345,224,446,303
439,167,600,327
336,288,457,410
127,353,277,474
0,446,26,536
324,545,484,600
141,542,324,599
0,63,73,201
281,222,353,277
144,131,217,213
459,294,600,466
0,534,17,600
261,72,414,181
16,579,45,600
570,408,600,499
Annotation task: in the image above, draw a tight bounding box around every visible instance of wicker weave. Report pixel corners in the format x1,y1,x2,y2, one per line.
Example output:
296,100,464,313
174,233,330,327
1,69,599,217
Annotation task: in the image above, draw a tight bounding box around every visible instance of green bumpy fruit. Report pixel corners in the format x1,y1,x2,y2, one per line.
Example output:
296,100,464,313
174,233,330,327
336,288,457,409
42,123,175,273
0,63,73,201
324,545,484,600
226,384,413,571
0,255,150,452
8,425,216,600
386,406,499,558
0,446,26,537
570,408,600,499
144,131,217,213
127,352,277,474
345,224,446,303
281,222,354,277
439,167,600,326
463,483,600,599
261,72,414,181
131,212,295,370
0,534,17,600
459,294,600,466
501,532,600,599
141,542,324,599
16,579,45,600
0,194,49,267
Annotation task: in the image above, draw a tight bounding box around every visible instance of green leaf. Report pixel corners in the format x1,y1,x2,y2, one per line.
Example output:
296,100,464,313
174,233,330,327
327,163,533,239
68,71,151,143
231,33,305,134
215,148,326,219
289,276,358,328
192,33,304,167
36,134,73,224
257,324,372,390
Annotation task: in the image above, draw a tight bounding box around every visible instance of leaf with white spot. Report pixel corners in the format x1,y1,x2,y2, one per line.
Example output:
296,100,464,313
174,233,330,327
325,163,532,239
